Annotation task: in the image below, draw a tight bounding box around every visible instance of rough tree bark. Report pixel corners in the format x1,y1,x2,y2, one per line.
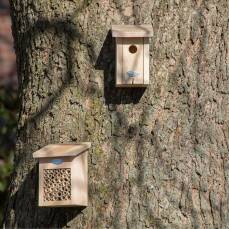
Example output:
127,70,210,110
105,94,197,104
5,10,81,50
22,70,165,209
3,0,229,228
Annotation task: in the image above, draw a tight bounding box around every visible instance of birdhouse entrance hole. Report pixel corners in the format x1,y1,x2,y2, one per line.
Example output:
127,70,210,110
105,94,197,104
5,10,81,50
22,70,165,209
129,45,137,54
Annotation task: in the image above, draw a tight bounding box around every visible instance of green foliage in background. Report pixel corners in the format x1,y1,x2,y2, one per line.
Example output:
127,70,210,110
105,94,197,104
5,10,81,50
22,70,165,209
0,85,18,225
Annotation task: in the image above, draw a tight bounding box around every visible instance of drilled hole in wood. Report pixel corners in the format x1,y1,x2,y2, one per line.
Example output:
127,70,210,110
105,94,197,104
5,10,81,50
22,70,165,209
129,45,137,54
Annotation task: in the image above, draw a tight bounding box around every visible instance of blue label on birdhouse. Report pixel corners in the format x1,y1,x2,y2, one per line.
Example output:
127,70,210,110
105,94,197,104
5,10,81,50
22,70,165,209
127,70,140,78
51,158,63,165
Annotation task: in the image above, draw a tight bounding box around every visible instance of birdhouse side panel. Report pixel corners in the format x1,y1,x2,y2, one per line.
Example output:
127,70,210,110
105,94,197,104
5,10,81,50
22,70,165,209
143,37,150,85
115,37,123,86
71,152,88,206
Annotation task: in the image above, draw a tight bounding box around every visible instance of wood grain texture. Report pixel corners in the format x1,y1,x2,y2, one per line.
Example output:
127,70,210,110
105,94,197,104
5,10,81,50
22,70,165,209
122,37,144,85
143,37,150,85
33,143,91,158
112,25,153,37
4,0,229,228
116,37,123,86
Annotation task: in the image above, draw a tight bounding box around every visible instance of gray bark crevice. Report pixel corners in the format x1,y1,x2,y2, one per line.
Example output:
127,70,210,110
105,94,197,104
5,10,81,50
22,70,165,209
3,0,229,228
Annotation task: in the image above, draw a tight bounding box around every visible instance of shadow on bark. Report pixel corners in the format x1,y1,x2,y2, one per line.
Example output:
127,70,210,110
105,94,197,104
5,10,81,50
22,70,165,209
15,18,79,134
5,0,228,227
95,30,146,105
4,16,87,228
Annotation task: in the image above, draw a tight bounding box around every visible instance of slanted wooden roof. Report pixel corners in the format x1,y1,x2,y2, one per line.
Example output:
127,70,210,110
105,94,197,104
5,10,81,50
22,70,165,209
33,142,91,158
112,25,153,37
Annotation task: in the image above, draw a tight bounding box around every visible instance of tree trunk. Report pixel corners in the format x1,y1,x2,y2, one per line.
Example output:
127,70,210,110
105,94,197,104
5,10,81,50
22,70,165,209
4,0,229,228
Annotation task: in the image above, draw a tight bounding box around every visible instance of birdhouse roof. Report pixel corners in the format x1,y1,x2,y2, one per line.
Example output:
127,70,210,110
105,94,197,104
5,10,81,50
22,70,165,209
33,142,91,158
112,25,153,37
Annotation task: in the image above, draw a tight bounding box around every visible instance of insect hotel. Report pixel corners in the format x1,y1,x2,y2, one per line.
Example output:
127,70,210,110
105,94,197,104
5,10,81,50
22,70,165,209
33,142,91,207
112,25,153,87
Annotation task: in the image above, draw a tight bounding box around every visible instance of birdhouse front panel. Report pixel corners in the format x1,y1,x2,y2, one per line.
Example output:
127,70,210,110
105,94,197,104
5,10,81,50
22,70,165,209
122,37,144,85
42,166,71,202
112,25,153,87
33,143,91,207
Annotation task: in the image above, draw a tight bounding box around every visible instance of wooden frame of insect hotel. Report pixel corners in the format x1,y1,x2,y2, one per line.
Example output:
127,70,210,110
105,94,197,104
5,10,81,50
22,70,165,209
112,25,153,87
33,142,91,207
